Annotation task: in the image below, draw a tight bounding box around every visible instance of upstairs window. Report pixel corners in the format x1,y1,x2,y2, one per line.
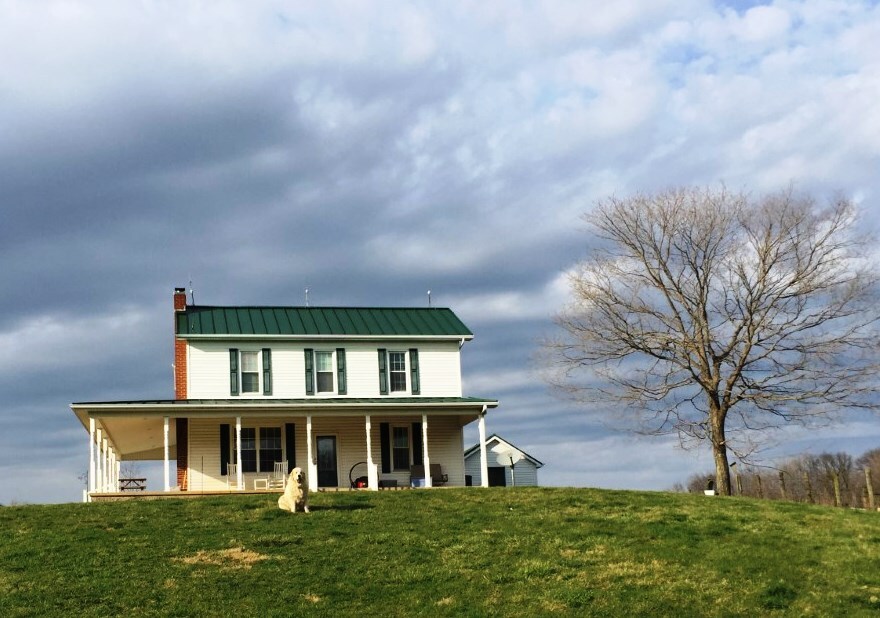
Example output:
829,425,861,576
378,348,420,395
304,348,347,396
389,351,407,392
315,351,334,393
229,348,272,396
240,351,259,393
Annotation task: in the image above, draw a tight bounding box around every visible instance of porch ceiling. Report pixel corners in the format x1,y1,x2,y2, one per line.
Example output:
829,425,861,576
98,416,177,461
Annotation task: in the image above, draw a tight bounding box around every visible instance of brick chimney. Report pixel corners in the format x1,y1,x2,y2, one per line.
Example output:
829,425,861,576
173,286,189,489
173,287,188,400
174,287,187,312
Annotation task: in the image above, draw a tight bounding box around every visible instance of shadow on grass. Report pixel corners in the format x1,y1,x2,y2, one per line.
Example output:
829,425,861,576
304,503,375,512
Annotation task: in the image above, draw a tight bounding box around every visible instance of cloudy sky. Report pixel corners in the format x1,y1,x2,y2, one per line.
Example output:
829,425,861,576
2,0,880,504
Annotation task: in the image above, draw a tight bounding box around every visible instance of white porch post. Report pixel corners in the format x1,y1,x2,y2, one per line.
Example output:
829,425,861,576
235,416,243,490
104,441,111,491
96,428,103,492
102,437,108,492
478,406,489,488
88,418,96,493
115,459,121,491
109,449,115,492
365,415,378,491
306,415,317,489
422,414,432,488
163,416,171,492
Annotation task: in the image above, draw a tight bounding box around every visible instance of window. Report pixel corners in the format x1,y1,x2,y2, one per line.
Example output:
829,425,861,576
237,428,257,472
240,351,259,393
305,348,346,395
378,348,419,395
392,426,409,470
259,427,282,472
389,351,407,392
315,351,334,393
230,348,271,396
233,426,282,473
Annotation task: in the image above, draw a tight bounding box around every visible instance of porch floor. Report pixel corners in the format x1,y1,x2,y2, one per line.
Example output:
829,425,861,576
89,486,409,501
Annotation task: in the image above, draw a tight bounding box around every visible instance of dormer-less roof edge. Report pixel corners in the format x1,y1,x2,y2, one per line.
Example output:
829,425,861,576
177,305,474,338
463,433,544,468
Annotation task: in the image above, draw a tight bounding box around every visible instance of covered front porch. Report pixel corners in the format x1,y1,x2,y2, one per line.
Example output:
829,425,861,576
71,398,498,500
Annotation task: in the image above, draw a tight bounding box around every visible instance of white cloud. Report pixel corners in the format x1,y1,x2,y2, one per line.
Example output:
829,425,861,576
446,270,572,324
0,307,157,373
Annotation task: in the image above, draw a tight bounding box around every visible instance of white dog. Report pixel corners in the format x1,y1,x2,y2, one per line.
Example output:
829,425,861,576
278,467,309,513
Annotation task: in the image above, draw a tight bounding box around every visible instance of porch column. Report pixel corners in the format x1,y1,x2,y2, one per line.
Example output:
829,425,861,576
422,414,432,488
109,449,115,492
365,415,378,491
163,416,171,491
478,407,489,488
88,418,96,493
235,416,243,490
105,442,111,491
102,436,109,491
115,459,120,492
96,428,103,492
306,415,317,489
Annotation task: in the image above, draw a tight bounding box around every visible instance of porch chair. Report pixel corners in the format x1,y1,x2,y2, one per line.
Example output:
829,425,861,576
226,462,242,490
429,463,448,486
269,461,287,489
410,464,426,487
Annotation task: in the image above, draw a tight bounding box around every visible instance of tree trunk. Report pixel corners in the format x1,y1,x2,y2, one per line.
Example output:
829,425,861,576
712,442,731,495
710,404,731,495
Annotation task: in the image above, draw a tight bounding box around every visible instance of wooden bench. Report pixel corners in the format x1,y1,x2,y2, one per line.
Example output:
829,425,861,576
118,478,146,492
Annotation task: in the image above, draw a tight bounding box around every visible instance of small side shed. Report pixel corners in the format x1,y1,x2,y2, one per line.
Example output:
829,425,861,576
463,434,544,487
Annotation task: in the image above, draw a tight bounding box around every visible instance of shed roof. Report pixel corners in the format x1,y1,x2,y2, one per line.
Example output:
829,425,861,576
176,306,473,339
463,434,544,468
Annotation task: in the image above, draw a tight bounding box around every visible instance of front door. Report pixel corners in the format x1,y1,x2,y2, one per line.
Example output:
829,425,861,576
316,436,338,488
488,466,507,487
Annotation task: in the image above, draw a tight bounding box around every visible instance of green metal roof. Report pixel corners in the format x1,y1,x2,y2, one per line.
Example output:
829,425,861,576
176,306,473,338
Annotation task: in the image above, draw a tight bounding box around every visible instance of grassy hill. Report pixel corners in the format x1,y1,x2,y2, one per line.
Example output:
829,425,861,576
2,487,879,617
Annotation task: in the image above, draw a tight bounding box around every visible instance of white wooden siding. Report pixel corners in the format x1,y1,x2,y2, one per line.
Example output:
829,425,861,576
186,415,467,490
464,452,540,487
186,340,462,399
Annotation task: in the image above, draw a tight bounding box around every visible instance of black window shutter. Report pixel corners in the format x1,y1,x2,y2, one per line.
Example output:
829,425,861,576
380,422,391,473
262,348,272,396
411,421,423,466
285,423,296,472
378,349,388,395
409,348,420,395
336,348,347,395
229,349,239,396
304,348,314,395
220,423,230,475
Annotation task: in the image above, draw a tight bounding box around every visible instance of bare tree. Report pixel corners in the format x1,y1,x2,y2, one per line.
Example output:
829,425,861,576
549,187,879,495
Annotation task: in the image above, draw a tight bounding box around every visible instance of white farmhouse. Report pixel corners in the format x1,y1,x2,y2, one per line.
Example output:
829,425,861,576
71,288,499,498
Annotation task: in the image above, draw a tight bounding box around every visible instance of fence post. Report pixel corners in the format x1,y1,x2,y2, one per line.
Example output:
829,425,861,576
756,475,764,499
833,475,842,508
803,471,814,504
778,471,787,501
866,468,875,511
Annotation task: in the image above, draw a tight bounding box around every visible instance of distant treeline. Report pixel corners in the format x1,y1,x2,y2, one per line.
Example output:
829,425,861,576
675,448,880,509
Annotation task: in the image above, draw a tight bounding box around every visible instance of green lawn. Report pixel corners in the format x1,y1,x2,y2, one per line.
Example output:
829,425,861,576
2,488,879,616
